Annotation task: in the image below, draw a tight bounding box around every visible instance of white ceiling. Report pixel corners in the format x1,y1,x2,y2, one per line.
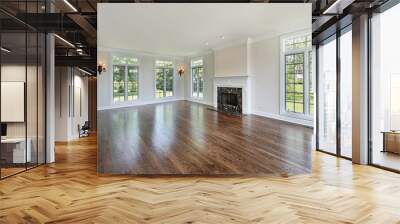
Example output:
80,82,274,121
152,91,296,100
98,3,311,57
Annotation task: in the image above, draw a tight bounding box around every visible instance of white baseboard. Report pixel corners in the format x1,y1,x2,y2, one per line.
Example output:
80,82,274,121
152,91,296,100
184,97,214,107
97,97,185,110
252,111,314,128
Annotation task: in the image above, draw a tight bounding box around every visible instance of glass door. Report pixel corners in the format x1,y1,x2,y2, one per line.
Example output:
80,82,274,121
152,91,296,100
0,1,47,179
370,2,400,171
317,35,337,155
1,30,28,178
340,26,353,158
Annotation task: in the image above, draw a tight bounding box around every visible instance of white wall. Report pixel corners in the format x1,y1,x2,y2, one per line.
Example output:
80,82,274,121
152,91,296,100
249,36,280,116
54,67,69,141
97,49,185,110
1,65,42,137
214,42,248,77
54,67,89,141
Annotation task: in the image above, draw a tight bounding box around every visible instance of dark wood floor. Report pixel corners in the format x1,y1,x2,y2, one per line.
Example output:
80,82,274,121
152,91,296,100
97,100,313,175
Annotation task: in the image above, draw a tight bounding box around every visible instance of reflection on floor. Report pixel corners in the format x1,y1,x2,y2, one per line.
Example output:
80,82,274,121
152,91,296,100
1,135,400,223
373,151,400,171
0,162,43,179
0,167,25,178
98,100,313,176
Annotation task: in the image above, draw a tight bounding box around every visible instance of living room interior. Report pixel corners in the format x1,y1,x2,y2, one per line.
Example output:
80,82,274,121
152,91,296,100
1,0,400,223
97,3,314,175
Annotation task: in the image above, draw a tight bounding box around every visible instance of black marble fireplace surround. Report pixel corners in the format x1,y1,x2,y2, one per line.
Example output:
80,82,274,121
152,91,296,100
217,87,242,115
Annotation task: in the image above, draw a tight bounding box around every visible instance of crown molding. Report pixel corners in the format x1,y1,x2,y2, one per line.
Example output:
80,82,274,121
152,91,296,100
97,46,185,61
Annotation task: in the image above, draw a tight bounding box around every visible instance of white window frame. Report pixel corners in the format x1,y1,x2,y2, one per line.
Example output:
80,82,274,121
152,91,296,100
111,55,140,104
154,60,175,98
279,31,314,121
190,58,204,98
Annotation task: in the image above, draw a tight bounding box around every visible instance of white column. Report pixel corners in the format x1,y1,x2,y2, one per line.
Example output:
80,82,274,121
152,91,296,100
352,14,369,164
46,33,55,163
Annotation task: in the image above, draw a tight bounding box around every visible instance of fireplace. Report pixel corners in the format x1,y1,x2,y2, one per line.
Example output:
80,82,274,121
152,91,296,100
217,87,242,115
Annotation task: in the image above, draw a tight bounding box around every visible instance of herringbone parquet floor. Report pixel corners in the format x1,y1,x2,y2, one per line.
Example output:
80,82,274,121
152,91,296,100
1,135,400,223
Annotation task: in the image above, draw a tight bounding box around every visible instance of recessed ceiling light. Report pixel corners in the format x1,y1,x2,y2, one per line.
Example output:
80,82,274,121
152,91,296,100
220,35,225,40
78,68,93,76
322,0,346,14
63,0,78,12
205,42,209,46
54,34,75,48
1,47,11,53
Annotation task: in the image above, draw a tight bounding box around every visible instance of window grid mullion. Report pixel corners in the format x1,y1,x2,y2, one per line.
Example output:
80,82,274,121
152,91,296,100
197,68,200,96
124,65,128,101
163,68,166,97
191,64,203,98
304,50,310,115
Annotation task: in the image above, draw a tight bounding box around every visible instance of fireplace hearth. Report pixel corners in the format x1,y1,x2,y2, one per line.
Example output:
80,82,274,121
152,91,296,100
217,87,242,115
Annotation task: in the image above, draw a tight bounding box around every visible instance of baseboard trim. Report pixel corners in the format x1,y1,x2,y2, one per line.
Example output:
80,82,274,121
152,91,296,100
184,98,214,107
252,111,314,128
97,98,185,110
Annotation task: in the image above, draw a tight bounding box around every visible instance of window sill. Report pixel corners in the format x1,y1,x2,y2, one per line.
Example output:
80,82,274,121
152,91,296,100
281,111,313,120
191,96,204,99
156,96,175,99
280,112,314,125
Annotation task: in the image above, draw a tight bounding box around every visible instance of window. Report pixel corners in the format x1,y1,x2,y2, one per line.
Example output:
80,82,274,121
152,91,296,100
318,36,337,155
339,29,352,158
308,51,314,115
155,60,174,98
191,59,204,98
281,33,313,119
370,3,400,171
113,56,139,103
285,53,304,113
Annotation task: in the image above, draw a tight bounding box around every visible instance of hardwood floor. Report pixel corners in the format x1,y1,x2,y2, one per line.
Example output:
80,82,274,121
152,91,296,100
98,101,313,175
1,134,400,223
372,151,400,171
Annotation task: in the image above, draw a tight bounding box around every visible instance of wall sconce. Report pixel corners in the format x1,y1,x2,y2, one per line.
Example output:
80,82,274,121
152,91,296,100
97,63,106,75
177,66,185,77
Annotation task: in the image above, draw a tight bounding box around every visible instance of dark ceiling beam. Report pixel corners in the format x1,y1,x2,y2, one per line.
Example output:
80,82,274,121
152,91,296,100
312,15,335,33
0,8,38,31
55,55,96,70
14,13,83,32
86,0,97,12
67,13,97,39
313,14,352,44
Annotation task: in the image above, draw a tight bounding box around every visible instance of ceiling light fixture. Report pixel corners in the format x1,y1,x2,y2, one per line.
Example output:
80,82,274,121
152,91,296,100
220,35,225,40
78,67,93,76
54,34,75,48
322,0,348,14
205,42,209,46
1,47,11,53
63,0,78,12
